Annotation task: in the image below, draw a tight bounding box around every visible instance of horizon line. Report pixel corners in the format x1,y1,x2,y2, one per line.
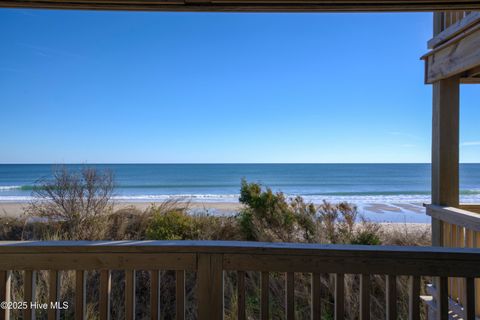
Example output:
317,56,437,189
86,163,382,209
1,162,480,165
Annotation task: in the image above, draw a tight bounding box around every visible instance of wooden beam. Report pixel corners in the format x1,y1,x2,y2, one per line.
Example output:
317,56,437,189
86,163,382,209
423,23,480,83
429,12,480,48
1,0,480,12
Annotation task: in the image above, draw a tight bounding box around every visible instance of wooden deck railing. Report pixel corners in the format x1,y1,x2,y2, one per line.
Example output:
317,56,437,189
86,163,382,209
0,241,479,320
426,204,480,318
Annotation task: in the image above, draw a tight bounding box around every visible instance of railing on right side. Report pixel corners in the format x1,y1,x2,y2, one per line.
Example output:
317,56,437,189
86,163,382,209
426,204,480,319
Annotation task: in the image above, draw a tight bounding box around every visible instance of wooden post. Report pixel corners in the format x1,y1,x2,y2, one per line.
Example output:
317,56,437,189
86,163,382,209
197,254,223,320
0,271,11,320
431,75,460,320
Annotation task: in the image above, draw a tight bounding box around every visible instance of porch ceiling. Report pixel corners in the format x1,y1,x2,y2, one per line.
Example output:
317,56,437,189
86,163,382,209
1,0,480,12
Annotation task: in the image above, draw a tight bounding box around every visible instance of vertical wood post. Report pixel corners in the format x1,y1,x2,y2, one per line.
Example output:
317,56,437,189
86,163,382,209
24,270,36,320
386,275,397,320
0,271,11,320
175,270,185,320
99,270,111,320
311,273,321,320
125,270,136,320
75,271,86,320
197,254,223,320
237,271,246,320
48,270,61,320
150,270,160,320
431,75,460,320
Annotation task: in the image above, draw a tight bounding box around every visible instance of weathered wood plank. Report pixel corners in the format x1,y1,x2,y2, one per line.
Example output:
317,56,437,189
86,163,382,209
150,270,160,320
408,276,420,320
237,271,246,320
426,205,480,234
424,24,480,83
125,270,135,320
0,271,11,320
75,271,86,320
438,277,449,320
334,274,344,320
459,204,480,214
0,253,196,271
311,273,321,320
465,277,475,320
1,0,480,12
261,272,269,320
360,274,370,320
386,275,397,320
197,254,223,320
48,270,61,320
286,272,295,320
99,270,111,320
24,270,36,320
175,270,185,320
223,251,480,277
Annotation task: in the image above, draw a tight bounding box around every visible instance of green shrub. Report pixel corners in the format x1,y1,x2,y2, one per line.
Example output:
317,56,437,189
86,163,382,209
351,230,382,245
238,179,317,242
146,209,193,240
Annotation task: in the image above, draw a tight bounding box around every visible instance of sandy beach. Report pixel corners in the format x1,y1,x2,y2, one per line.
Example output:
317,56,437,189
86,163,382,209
0,201,244,217
0,201,429,225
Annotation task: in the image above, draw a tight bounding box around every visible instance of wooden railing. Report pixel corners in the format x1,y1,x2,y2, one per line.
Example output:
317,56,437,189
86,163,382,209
430,11,480,48
426,205,480,318
0,241,479,320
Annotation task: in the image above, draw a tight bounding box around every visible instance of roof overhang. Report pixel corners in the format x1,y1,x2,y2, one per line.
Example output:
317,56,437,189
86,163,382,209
1,0,480,12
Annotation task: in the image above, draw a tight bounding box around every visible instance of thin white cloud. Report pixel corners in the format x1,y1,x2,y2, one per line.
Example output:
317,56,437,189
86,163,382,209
461,141,480,146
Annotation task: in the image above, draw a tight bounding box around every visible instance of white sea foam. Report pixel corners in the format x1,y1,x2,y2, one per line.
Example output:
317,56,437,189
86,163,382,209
0,186,22,191
1,193,479,204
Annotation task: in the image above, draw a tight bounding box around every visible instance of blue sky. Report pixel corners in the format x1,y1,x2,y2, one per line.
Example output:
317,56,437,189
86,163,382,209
0,9,479,163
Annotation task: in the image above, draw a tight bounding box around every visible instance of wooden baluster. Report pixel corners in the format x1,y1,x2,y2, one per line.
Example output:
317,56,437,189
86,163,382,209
150,270,160,320
197,254,223,320
465,277,476,320
75,271,86,320
450,224,458,302
24,270,36,320
386,275,397,320
360,274,370,320
408,276,420,320
334,274,344,320
125,270,136,320
458,226,466,307
445,11,452,28
99,270,111,320
237,271,246,320
438,277,449,320
261,272,269,320
475,231,480,317
175,270,185,320
286,272,294,320
0,271,11,320
311,273,321,320
48,270,61,320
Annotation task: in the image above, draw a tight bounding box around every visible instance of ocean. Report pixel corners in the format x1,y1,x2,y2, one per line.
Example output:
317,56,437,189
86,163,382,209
1,163,479,222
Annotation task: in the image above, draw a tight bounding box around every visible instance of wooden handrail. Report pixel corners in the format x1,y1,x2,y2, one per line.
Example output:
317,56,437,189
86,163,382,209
0,240,479,320
426,204,480,232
